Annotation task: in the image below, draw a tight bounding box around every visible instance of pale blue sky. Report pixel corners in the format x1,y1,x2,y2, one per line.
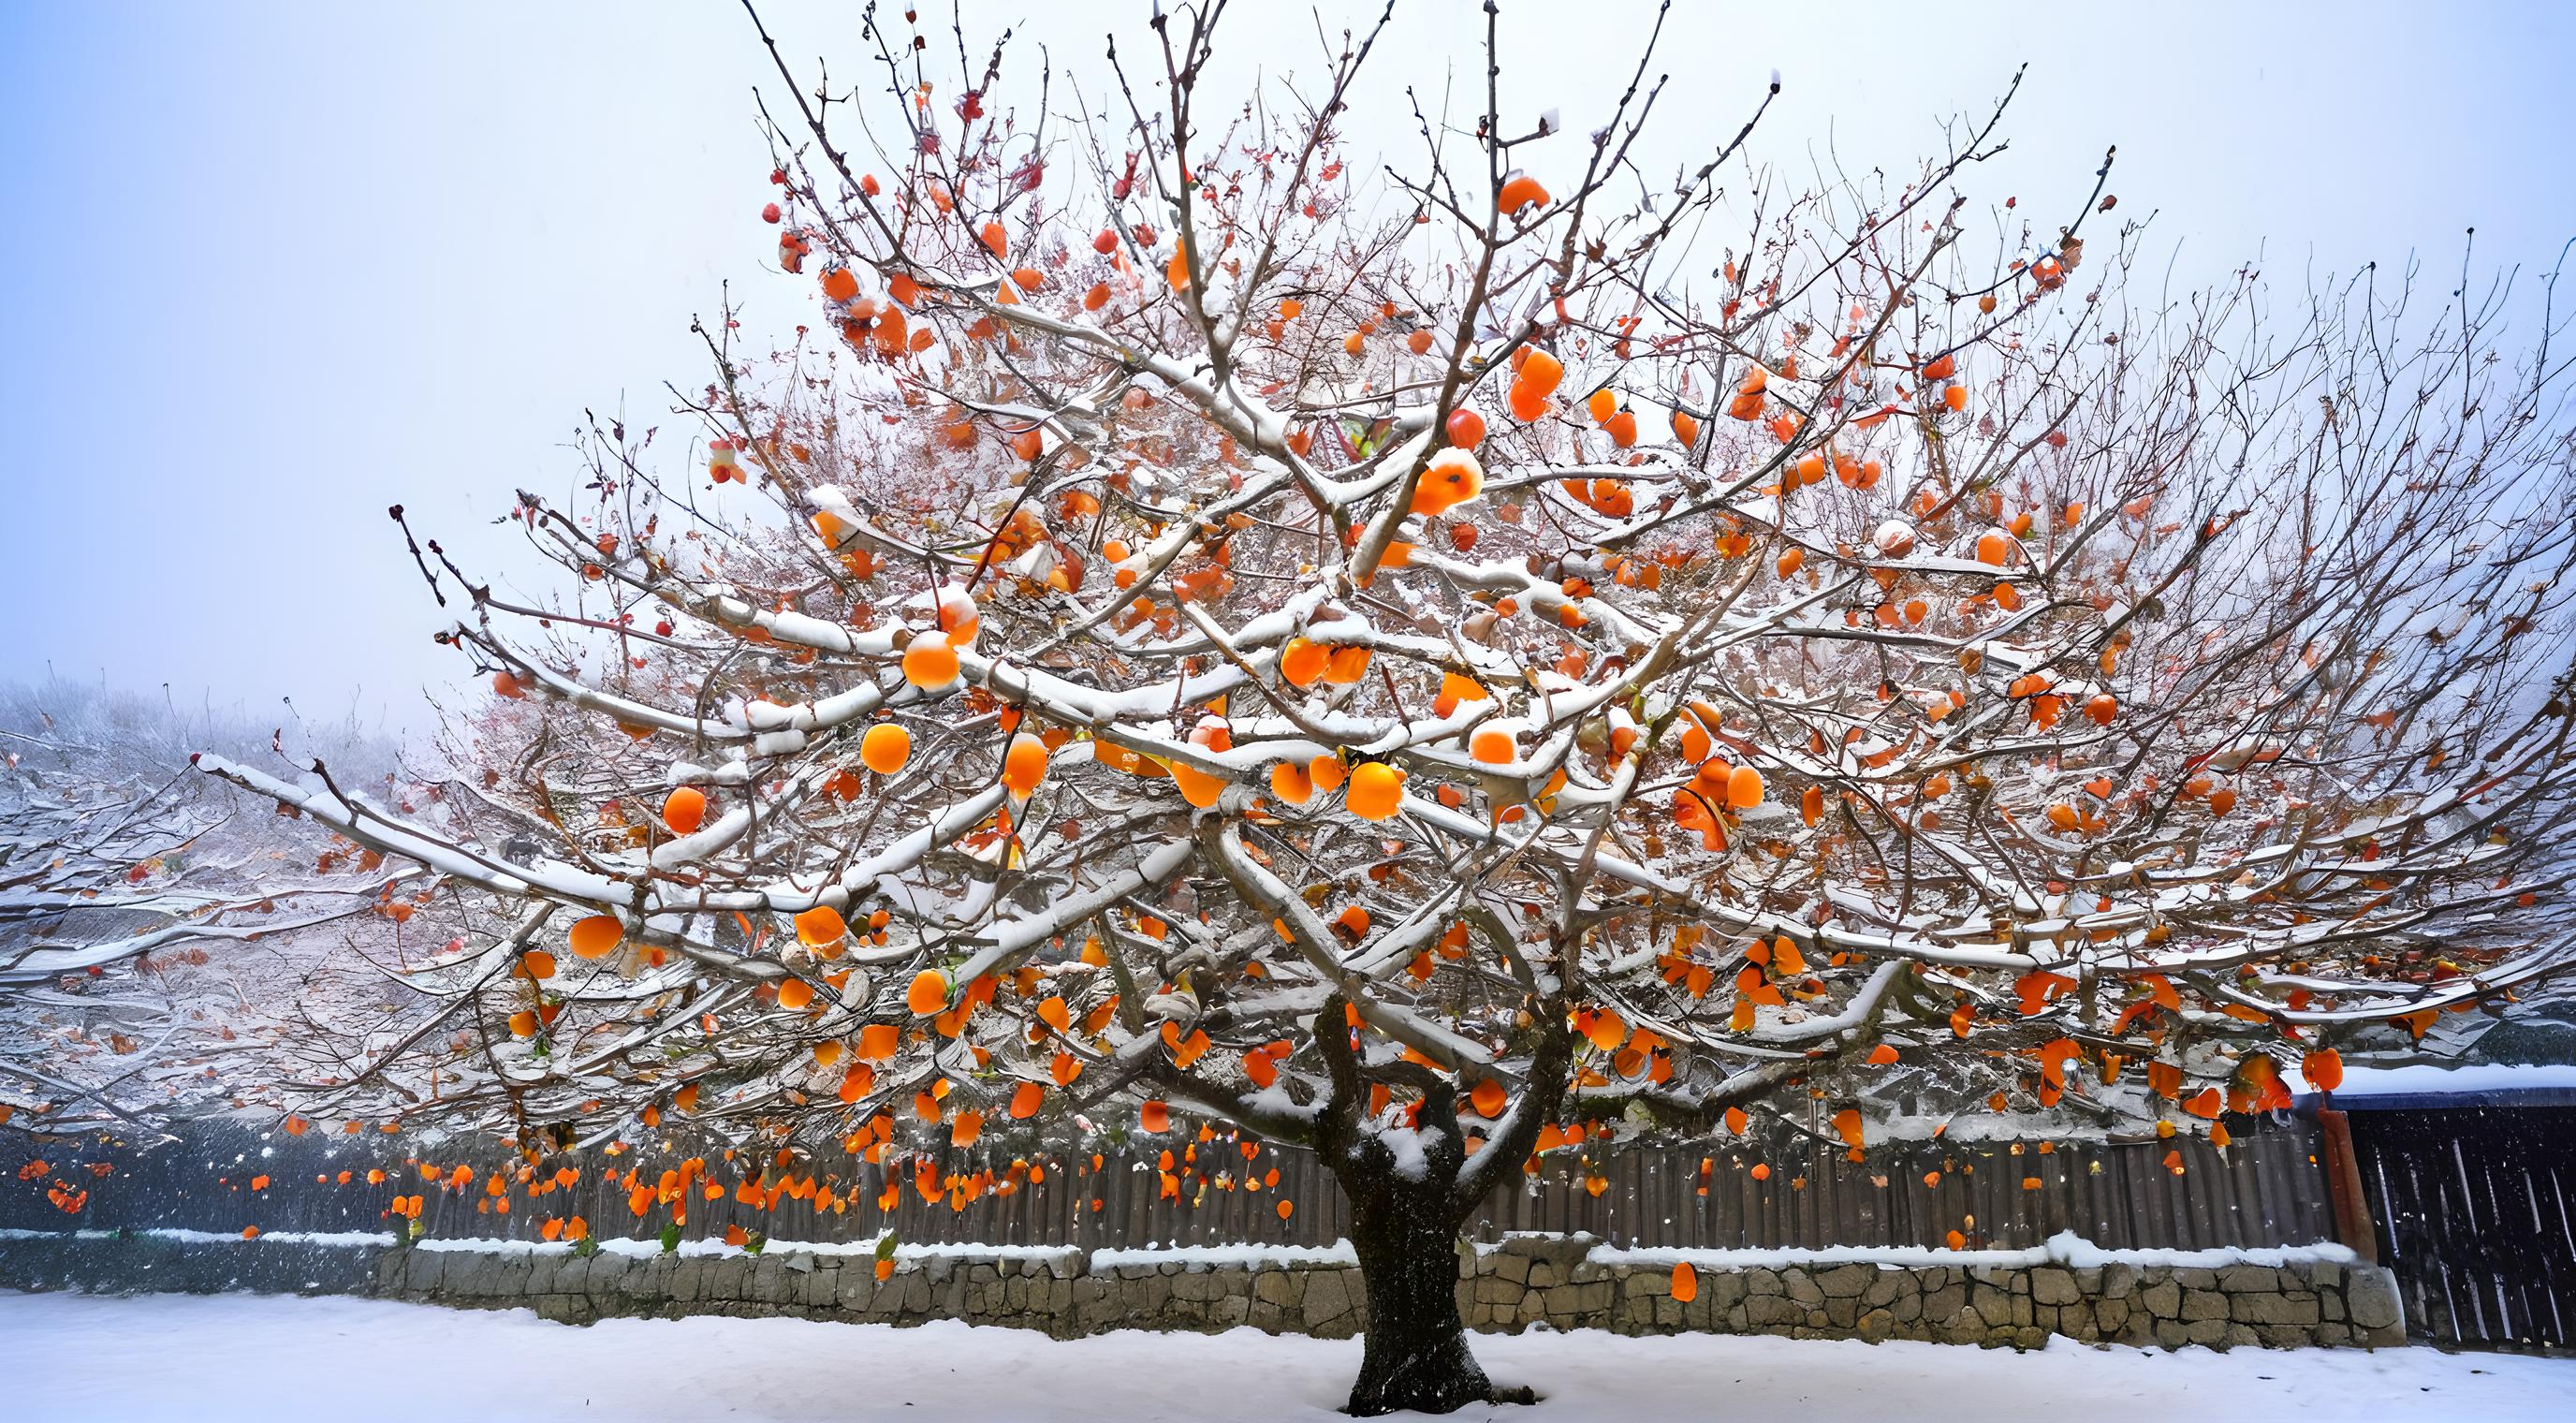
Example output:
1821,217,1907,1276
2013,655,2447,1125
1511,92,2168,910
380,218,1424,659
4,1,2570,734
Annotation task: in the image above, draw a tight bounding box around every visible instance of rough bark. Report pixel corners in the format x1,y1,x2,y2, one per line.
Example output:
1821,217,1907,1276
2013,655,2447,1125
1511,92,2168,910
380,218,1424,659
1339,1165,1491,1416
1311,991,1562,1415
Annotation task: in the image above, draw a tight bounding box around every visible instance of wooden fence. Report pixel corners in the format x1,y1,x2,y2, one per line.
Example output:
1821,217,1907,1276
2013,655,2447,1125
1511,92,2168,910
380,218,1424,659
2349,1105,2576,1348
3,1112,2336,1255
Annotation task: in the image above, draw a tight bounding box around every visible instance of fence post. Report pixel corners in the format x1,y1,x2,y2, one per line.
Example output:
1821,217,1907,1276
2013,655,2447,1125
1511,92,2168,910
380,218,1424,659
2315,1107,2378,1265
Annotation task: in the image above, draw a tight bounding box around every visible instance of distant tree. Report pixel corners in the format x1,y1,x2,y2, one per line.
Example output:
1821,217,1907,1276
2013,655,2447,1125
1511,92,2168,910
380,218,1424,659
198,4,2576,1410
1,680,417,1134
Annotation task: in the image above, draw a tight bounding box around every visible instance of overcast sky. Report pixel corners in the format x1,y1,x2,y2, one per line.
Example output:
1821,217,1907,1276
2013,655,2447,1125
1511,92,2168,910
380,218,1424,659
4,1,2569,738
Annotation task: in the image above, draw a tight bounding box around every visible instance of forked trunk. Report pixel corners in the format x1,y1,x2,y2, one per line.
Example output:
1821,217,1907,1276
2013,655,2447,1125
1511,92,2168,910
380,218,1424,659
1295,987,1568,1415
1339,1166,1501,1416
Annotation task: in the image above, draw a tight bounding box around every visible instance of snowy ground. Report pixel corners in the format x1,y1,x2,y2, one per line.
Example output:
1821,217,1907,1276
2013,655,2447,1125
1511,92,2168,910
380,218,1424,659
7,1291,2571,1422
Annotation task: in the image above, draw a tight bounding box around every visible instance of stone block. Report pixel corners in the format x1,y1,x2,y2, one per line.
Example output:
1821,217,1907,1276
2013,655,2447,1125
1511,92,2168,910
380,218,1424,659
534,1293,593,1325
2346,1267,2406,1342
1302,1268,1356,1331
2218,1265,2281,1294
1548,1279,1614,1317
1971,1283,2014,1328
1128,1271,1174,1319
2233,1292,2319,1327
1817,1264,1874,1298
2030,1267,2081,1306
1937,1308,1986,1345
1746,1295,1805,1328
460,1251,508,1297
2180,1290,2231,1322
1075,1278,1123,1332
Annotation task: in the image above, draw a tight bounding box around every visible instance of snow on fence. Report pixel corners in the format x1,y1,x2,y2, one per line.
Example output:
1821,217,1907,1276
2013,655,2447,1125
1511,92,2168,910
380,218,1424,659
0,1113,2339,1257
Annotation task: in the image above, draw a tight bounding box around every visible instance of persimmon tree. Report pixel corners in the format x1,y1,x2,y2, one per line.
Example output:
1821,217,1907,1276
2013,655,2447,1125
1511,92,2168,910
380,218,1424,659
193,2,2576,1412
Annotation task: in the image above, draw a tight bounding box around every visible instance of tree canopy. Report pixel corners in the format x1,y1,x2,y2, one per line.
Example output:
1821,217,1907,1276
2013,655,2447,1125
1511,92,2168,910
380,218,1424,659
178,1,2576,1411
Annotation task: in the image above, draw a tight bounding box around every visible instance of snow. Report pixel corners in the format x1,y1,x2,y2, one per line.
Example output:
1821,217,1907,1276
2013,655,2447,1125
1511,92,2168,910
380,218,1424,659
415,1233,1079,1269
8,1290,2572,1422
1578,1229,2356,1273
0,1227,2350,1276
141,1228,397,1248
1378,1122,1438,1181
0,1227,395,1247
2300,1062,2576,1100
1090,1241,1358,1270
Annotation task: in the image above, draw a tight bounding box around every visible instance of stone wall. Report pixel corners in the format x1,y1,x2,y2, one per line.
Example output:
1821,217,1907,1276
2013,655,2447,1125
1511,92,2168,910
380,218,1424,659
1470,1239,2408,1350
0,1231,2407,1351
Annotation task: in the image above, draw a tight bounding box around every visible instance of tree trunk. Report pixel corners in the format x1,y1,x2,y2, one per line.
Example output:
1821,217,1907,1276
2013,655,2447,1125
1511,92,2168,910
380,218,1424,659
1297,988,1563,1415
1339,1166,1499,1416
